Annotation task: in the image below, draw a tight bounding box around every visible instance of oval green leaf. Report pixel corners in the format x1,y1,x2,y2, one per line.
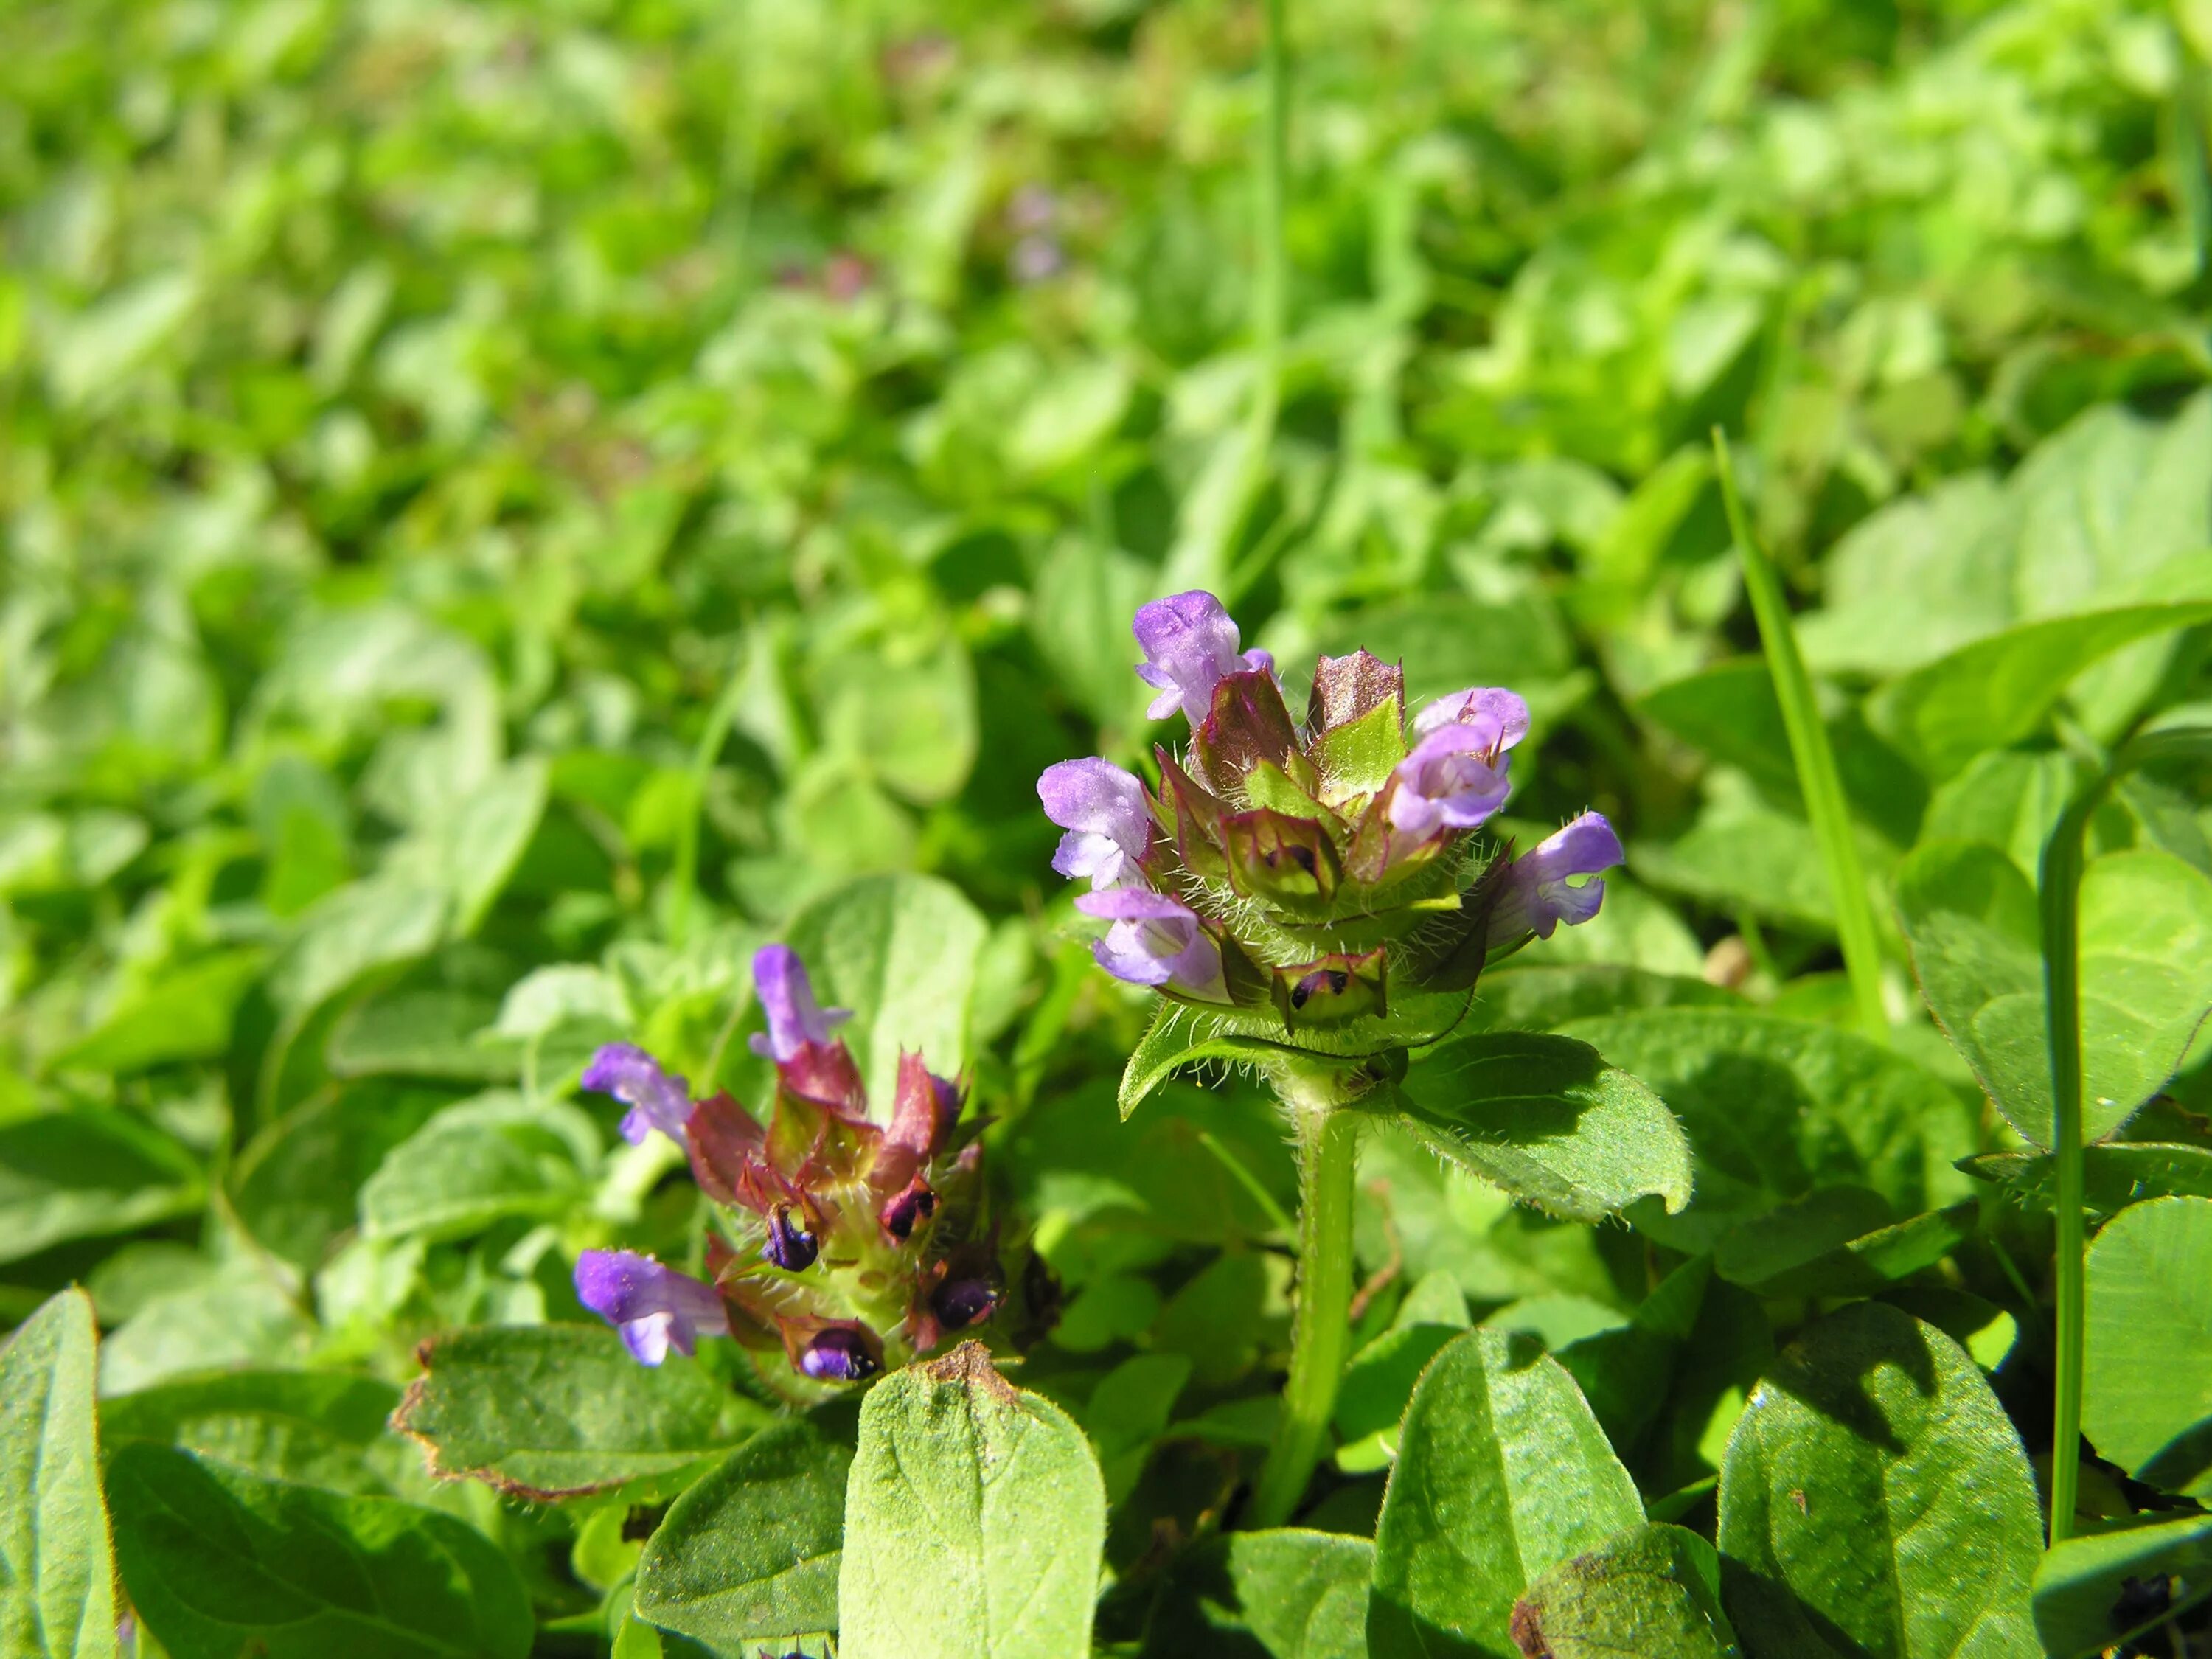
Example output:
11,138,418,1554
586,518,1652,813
2084,1195,2212,1497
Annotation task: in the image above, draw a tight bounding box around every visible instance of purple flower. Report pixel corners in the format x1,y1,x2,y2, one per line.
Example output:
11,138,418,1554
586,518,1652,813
1038,758,1151,889
1074,888,1227,1000
1489,813,1625,941
1386,723,1514,844
800,1326,881,1382
879,1176,939,1242
574,1250,729,1366
1133,591,1274,725
933,1276,999,1330
763,1205,819,1272
581,1043,692,1147
748,944,850,1064
1413,687,1531,751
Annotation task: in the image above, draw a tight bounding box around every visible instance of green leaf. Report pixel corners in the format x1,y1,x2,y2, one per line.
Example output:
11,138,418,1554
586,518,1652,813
1309,695,1409,799
1555,1256,1711,1470
1462,964,1735,1035
1555,1009,1976,1253
2032,1512,2212,1657
49,947,268,1074
101,1371,400,1495
1899,841,2212,1142
1085,1353,1192,1501
1334,1323,1462,1472
633,1410,854,1647
392,1324,767,1499
1,1290,116,1659
1368,1328,1643,1658
1869,601,2212,779
784,872,990,1108
1716,1301,2040,1658
1509,1524,1741,1659
2084,1195,2212,1497
357,1091,599,1242
1717,1196,1977,1299
0,1110,204,1265
1961,1143,2212,1213
1141,1528,1373,1659
839,1343,1106,1659
266,877,448,1020
1391,1032,1693,1222
106,1444,532,1659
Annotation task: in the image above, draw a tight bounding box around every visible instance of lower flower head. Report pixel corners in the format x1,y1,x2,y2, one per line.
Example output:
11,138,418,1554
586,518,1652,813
574,1250,729,1366
1037,758,1150,889
1074,887,1227,1000
1489,812,1624,941
748,944,851,1063
1133,591,1274,724
800,1324,882,1382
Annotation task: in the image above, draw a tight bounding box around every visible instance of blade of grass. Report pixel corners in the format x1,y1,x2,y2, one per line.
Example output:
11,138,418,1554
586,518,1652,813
1713,429,1888,1042
2040,724,2212,1543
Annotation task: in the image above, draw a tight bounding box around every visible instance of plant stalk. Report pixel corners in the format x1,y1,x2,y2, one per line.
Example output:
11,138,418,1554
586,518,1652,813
1714,430,1888,1043
1249,1088,1360,1529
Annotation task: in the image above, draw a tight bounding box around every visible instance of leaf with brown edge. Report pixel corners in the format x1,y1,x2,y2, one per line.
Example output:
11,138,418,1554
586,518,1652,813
1193,667,1301,792
392,1324,768,1500
1309,648,1406,731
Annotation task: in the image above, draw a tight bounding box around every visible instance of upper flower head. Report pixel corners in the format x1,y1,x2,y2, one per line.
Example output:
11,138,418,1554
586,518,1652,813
1074,887,1227,1001
748,944,851,1064
1387,722,1514,844
1133,591,1274,725
1488,812,1625,942
581,1043,692,1147
1413,686,1531,751
1038,758,1151,890
574,1250,729,1366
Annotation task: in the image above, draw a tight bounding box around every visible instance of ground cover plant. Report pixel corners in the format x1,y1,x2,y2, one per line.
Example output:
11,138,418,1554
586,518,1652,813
4,0,2212,1653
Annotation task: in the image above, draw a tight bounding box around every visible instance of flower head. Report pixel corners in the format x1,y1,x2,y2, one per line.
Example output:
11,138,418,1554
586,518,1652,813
748,944,851,1064
1074,887,1227,1001
1488,813,1624,942
581,1043,692,1147
800,1324,882,1382
1134,591,1275,724
1038,758,1151,889
574,1251,729,1366
1386,722,1514,846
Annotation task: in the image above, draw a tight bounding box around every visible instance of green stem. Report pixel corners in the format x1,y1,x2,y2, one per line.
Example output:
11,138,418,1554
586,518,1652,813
667,649,751,950
1249,1091,1360,1530
1714,430,1888,1043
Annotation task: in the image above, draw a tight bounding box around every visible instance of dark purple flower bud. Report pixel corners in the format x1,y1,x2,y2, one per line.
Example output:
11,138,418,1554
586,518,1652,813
800,1325,881,1382
748,944,851,1064
1489,813,1624,941
1133,591,1274,725
1074,887,1227,1001
932,1276,999,1330
1412,686,1531,751
1386,723,1513,847
1038,757,1151,889
762,1205,819,1271
574,1250,729,1366
581,1043,692,1147
879,1176,939,1242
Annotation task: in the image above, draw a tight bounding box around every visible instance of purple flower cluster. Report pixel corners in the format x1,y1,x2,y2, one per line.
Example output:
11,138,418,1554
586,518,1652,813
1037,589,1621,1022
571,944,1015,1388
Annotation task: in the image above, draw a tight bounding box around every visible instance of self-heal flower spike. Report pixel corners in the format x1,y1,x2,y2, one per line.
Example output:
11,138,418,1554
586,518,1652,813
748,943,851,1063
1075,887,1228,1001
1488,813,1625,942
581,1043,692,1147
574,1250,730,1366
1038,758,1152,889
1134,590,1276,724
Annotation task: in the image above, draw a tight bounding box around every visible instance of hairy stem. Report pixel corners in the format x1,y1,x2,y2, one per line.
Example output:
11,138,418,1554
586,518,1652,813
1249,1082,1360,1529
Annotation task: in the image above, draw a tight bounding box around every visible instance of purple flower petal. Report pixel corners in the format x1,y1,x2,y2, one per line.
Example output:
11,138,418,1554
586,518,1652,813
1386,725,1513,844
1411,686,1531,750
800,1325,881,1382
1490,812,1625,942
748,944,851,1063
1038,758,1151,889
1133,591,1266,725
581,1043,692,1147
1074,887,1227,1000
574,1250,729,1366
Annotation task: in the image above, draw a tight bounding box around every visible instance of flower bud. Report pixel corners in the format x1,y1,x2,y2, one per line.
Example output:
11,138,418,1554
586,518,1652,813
762,1205,819,1271
800,1324,882,1383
